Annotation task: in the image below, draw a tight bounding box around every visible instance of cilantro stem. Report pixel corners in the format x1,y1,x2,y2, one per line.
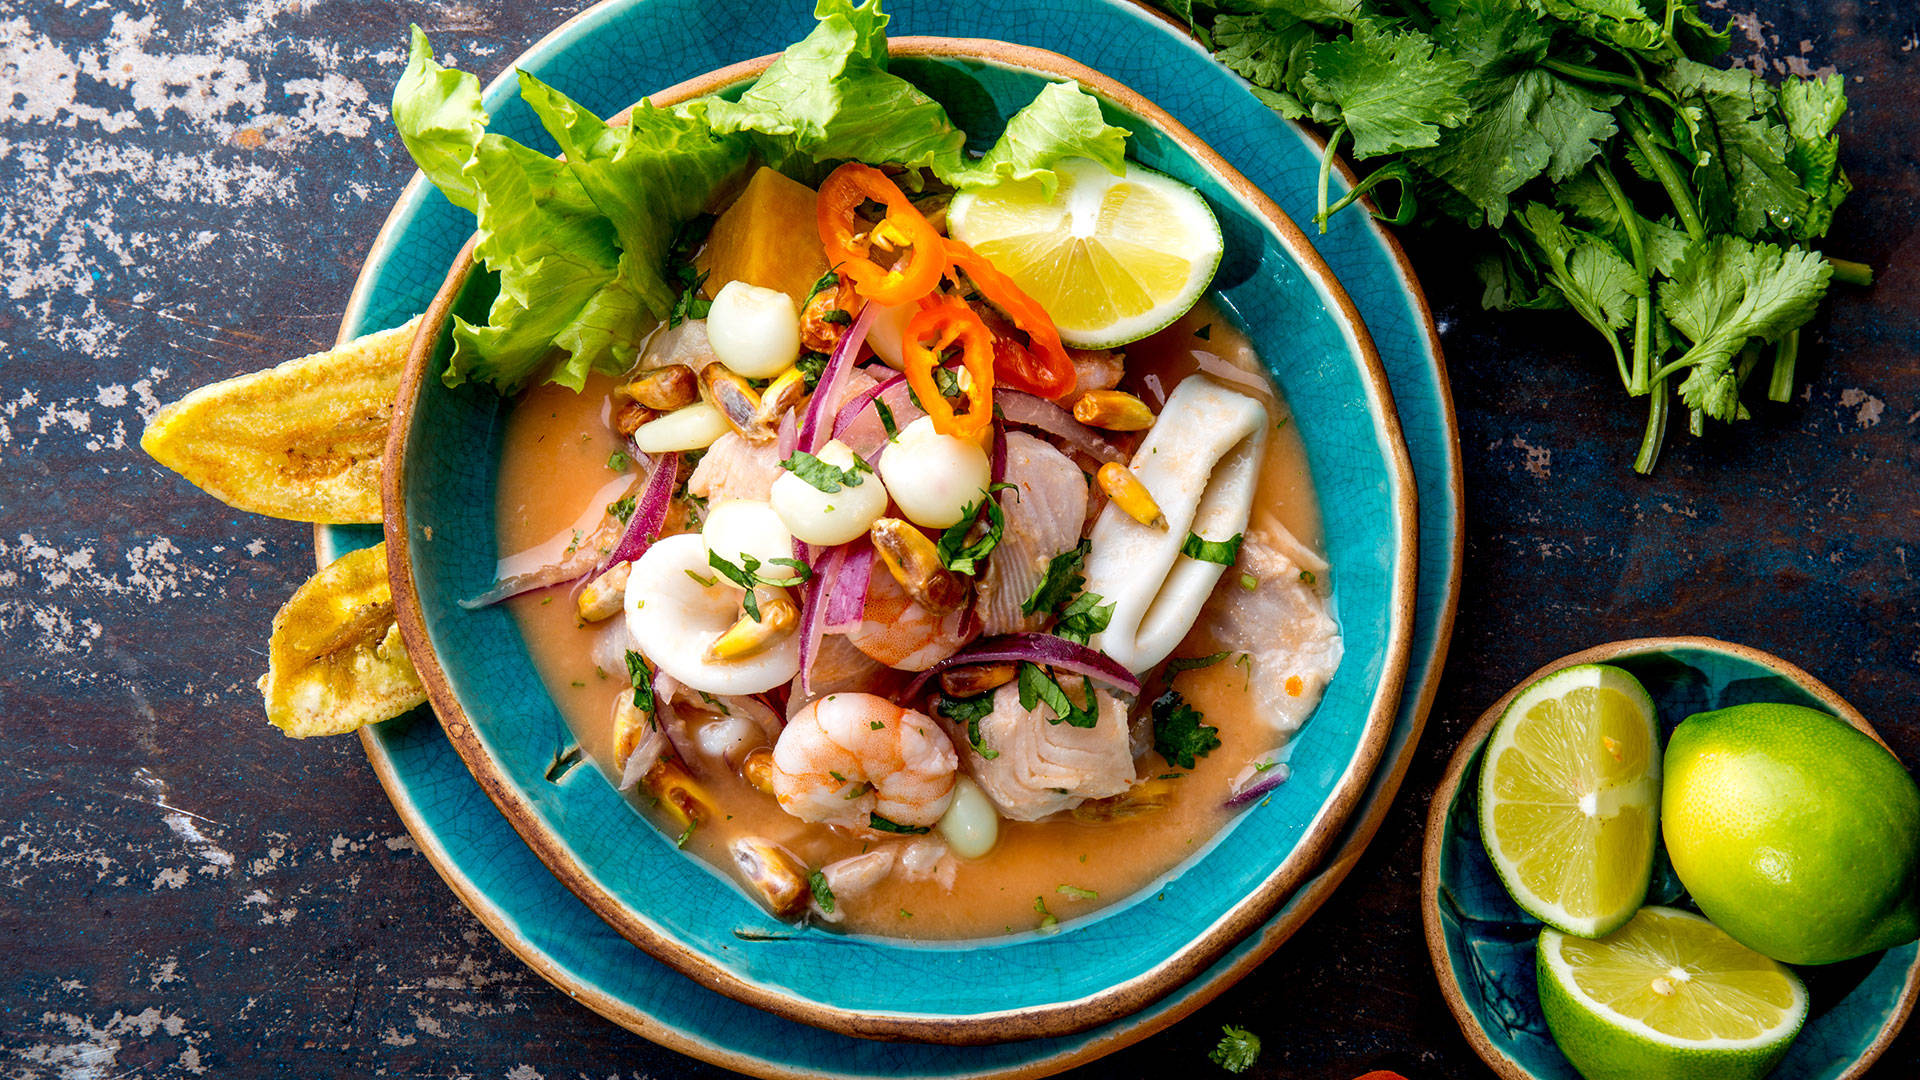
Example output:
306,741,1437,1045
1540,57,1646,94
1827,257,1874,287
1623,112,1706,244
1767,329,1799,403
1633,378,1670,475
1313,125,1348,236
1593,163,1654,397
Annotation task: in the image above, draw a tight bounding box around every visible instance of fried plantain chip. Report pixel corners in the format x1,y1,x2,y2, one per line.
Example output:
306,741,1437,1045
141,317,420,524
258,542,426,737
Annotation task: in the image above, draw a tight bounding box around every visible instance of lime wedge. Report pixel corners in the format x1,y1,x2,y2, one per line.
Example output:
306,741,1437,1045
1539,906,1808,1080
947,158,1222,349
1477,663,1660,937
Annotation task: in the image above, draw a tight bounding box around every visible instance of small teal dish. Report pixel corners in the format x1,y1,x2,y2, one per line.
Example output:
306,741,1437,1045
381,37,1417,1044
1422,638,1920,1080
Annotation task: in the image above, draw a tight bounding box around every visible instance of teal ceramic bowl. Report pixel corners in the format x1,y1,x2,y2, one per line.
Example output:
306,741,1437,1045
383,39,1418,1043
1422,638,1920,1080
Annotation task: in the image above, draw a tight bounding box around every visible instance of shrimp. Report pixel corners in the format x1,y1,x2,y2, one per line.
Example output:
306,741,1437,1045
770,692,958,830
845,556,975,671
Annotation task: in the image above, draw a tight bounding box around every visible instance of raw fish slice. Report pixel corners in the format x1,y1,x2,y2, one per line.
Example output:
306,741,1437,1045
1192,526,1341,737
974,433,1088,635
688,431,782,505
953,682,1134,821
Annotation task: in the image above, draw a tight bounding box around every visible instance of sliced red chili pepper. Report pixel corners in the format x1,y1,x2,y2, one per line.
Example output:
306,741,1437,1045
817,164,946,307
903,296,995,440
943,238,1077,400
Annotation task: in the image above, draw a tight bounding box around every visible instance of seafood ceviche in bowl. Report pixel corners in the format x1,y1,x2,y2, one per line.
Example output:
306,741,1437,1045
395,9,1345,938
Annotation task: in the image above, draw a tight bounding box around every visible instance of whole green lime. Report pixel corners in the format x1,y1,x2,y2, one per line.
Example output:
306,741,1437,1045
1663,702,1920,965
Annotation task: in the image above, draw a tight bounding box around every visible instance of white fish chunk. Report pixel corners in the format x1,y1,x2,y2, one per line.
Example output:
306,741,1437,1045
975,432,1088,635
955,681,1134,821
1195,526,1342,737
687,431,782,505
1083,376,1268,672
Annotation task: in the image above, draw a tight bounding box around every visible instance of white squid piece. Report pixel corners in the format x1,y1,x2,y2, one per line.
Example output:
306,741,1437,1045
623,533,799,695
1083,376,1269,672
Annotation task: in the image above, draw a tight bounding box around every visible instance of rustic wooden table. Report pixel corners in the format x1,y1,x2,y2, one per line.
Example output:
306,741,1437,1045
3,0,1913,1076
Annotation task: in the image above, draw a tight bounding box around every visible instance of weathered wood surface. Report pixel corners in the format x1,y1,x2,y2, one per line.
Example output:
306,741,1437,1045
1,0,1913,1076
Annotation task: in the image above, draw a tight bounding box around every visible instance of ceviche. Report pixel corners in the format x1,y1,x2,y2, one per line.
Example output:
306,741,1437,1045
383,1,1347,937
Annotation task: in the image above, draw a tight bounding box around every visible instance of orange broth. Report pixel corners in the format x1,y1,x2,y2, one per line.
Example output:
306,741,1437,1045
496,302,1325,938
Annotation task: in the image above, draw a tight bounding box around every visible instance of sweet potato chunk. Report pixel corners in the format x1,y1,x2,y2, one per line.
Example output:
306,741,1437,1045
698,167,830,312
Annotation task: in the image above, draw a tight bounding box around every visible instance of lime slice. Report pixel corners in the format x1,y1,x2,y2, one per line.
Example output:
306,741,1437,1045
947,157,1222,349
1538,907,1808,1080
1477,663,1660,937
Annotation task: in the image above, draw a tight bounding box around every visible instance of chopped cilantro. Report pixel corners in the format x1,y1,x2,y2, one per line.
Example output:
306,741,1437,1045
873,397,899,440
1239,571,1258,591
1195,322,1212,340
707,549,812,620
1152,688,1221,769
935,483,1013,576
674,819,696,848
1298,568,1316,585
940,692,1000,759
623,651,655,717
868,813,931,835
795,350,830,390
821,307,853,326
606,494,637,525
606,450,629,472
1056,884,1098,901
1019,663,1101,729
933,365,963,399
1209,1025,1261,1074
780,449,869,493
1182,531,1245,566
1021,540,1089,616
1052,591,1115,645
684,568,718,588
663,213,717,329
1166,650,1233,675
803,270,839,305
869,720,884,730
808,869,835,914
1034,895,1059,933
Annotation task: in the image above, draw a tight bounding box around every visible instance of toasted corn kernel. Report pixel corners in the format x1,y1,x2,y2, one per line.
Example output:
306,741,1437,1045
705,591,798,662
740,746,777,796
1097,462,1166,529
628,366,699,411
1072,390,1155,431
576,561,632,623
645,757,715,832
746,367,807,440
1071,778,1180,824
613,401,656,438
702,365,763,437
730,836,810,918
869,517,969,615
869,219,913,252
940,662,1017,698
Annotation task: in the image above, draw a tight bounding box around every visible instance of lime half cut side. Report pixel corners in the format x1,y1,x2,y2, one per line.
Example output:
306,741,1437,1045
947,157,1223,349
1538,907,1808,1080
1477,663,1661,937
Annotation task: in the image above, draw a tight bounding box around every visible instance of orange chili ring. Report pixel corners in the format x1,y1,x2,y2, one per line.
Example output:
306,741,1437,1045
903,296,996,440
817,164,946,307
943,238,1077,400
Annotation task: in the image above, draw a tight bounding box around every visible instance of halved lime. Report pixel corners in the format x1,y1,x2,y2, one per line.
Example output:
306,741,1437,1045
1538,906,1808,1080
1477,663,1660,937
947,157,1222,349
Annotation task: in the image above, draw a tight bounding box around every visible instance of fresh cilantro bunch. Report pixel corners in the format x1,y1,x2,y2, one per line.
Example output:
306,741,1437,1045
1164,0,1867,473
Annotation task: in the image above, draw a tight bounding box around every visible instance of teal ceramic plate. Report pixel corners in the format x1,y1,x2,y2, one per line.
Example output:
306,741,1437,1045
323,0,1462,1072
1421,638,1920,1080
384,34,1415,1043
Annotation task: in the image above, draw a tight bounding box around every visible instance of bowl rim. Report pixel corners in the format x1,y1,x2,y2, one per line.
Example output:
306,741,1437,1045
382,36,1420,1043
1418,636,1920,1080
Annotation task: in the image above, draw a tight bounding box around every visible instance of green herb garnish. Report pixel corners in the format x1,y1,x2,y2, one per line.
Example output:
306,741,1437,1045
868,813,931,835
1052,591,1114,646
1018,663,1101,729
606,494,636,524
1165,650,1233,675
808,869,835,914
1021,539,1089,616
779,449,869,493
1056,884,1098,901
873,397,899,440
803,269,839,306
935,483,1013,576
1182,531,1244,567
623,650,655,717
796,350,830,390
1151,688,1220,769
606,450,629,472
1209,1025,1261,1074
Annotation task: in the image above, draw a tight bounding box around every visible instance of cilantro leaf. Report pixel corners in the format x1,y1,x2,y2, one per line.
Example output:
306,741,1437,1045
1152,689,1221,769
1663,59,1808,241
808,869,835,914
940,692,999,759
1181,531,1245,566
1209,1025,1262,1074
606,494,638,525
936,485,1011,576
1022,540,1090,617
1301,22,1473,158
780,449,869,493
1052,591,1115,646
1165,650,1233,675
1659,236,1832,421
623,650,655,716
868,813,931,835
1018,663,1102,729
1779,74,1850,242
1514,203,1645,377
1214,12,1324,121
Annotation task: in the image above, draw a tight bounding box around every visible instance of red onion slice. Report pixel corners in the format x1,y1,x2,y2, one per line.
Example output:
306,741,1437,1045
798,303,879,453
603,451,679,569
1225,762,1291,807
1194,352,1278,402
822,544,873,632
996,390,1125,464
830,372,906,442
902,633,1141,699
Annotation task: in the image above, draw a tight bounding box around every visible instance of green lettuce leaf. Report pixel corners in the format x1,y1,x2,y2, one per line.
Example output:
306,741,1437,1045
392,25,488,213
520,73,750,318
945,82,1131,196
704,0,967,177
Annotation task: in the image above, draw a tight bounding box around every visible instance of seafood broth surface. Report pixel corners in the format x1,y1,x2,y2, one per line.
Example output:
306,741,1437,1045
497,307,1328,939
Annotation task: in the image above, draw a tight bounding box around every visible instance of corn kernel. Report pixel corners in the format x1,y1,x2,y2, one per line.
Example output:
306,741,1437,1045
869,517,969,615
1097,462,1166,529
705,592,798,662
702,366,763,437
627,366,698,411
576,561,631,623
1072,390,1155,431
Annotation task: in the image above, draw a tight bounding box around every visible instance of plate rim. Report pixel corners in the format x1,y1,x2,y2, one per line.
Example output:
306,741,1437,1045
1418,636,1920,1080
377,35,1420,1044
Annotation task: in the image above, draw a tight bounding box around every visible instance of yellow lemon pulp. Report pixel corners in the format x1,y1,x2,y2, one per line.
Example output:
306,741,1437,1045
947,158,1221,348
1478,664,1659,936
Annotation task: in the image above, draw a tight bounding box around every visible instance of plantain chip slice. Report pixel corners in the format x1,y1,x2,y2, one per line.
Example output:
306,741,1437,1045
141,317,420,524
258,543,426,737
